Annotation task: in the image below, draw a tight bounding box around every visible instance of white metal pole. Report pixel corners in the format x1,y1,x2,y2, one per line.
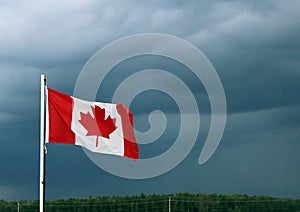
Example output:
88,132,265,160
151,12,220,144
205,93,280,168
39,74,46,212
169,196,171,212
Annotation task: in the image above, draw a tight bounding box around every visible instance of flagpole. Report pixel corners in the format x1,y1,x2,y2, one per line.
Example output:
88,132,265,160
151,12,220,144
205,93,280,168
169,196,171,212
39,74,46,212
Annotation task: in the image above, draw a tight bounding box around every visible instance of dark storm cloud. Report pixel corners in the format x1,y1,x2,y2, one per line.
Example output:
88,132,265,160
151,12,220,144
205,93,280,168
187,0,300,113
0,0,299,201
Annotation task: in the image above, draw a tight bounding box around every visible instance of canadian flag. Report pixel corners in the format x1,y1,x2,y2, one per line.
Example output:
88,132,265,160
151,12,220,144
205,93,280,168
45,88,139,160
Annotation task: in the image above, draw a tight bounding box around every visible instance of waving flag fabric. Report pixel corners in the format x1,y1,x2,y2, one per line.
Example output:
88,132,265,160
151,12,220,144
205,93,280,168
45,88,139,160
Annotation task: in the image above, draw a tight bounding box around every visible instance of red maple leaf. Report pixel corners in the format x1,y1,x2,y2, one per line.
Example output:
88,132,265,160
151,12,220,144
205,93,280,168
78,105,117,147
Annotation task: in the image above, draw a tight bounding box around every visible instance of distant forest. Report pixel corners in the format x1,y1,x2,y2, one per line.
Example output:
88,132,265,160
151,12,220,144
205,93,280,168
1,193,300,211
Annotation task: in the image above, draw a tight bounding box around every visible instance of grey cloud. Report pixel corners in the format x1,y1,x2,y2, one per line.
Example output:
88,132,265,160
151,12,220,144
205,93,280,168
222,105,300,147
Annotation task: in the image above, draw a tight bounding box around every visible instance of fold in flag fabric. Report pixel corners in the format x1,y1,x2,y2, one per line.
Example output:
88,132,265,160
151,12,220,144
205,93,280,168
45,88,139,160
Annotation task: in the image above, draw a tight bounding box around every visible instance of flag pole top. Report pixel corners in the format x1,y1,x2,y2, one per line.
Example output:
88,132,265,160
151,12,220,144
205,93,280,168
41,74,47,84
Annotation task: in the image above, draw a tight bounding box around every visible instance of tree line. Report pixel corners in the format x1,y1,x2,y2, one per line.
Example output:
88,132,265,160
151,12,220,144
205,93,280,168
1,192,300,211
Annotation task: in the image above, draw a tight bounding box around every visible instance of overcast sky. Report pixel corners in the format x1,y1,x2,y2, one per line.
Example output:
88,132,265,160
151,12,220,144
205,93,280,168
0,0,300,201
